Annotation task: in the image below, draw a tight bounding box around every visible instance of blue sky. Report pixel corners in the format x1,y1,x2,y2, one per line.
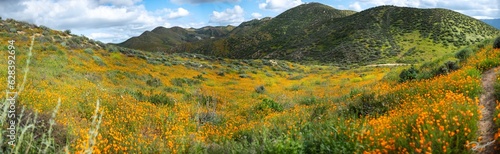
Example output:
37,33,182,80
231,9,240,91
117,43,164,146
0,0,498,43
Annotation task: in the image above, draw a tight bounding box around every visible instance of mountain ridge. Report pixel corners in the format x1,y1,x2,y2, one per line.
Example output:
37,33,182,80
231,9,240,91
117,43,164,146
118,25,235,52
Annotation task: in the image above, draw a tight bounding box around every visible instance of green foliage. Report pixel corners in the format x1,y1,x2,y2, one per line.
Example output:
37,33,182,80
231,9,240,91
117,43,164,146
143,4,500,64
256,99,284,112
298,96,318,106
255,85,266,94
346,92,387,117
494,82,500,100
146,77,162,87
265,137,304,153
170,78,201,87
92,55,106,66
455,48,472,60
84,48,94,54
238,74,250,78
494,36,500,49
287,74,306,80
148,93,176,106
477,58,500,71
399,66,419,82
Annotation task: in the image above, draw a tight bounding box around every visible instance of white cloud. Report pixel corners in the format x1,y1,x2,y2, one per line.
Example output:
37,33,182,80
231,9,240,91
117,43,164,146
349,2,362,11
165,8,190,19
259,0,303,11
89,32,116,40
170,0,239,4
355,0,500,18
209,5,245,26
251,13,262,19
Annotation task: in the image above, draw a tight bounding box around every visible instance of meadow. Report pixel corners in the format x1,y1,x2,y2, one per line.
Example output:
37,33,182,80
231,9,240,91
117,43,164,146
1,18,500,153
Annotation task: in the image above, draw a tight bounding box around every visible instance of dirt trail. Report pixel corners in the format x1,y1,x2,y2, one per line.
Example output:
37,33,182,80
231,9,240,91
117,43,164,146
478,67,498,153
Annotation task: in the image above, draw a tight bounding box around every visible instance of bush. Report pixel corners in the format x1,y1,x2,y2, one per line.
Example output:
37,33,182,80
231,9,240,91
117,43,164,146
239,74,250,78
399,66,419,82
434,61,460,76
287,74,306,80
92,55,106,66
256,99,283,112
255,85,265,94
146,78,162,87
170,78,201,87
477,58,500,71
298,96,318,106
149,93,175,106
494,36,500,49
84,48,94,54
346,92,387,117
455,48,472,60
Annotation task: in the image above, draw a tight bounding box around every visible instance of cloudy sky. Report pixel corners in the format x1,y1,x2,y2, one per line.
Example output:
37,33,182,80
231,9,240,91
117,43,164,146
0,0,498,43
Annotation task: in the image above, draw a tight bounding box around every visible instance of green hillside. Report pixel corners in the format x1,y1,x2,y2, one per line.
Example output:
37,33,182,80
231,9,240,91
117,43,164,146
118,25,234,52
131,3,500,65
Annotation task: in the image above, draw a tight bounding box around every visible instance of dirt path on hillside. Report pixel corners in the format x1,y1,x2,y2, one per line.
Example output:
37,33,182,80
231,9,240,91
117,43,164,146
477,67,498,154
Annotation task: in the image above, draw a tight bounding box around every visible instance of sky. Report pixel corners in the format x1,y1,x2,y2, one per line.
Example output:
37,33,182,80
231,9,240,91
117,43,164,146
0,0,499,43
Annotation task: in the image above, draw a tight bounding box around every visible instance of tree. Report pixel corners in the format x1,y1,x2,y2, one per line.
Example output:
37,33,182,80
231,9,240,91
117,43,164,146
494,36,500,49
399,66,419,82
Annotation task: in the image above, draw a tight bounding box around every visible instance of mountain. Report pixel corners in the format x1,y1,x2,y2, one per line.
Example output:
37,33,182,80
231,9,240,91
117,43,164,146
121,3,500,64
118,25,235,52
482,19,500,29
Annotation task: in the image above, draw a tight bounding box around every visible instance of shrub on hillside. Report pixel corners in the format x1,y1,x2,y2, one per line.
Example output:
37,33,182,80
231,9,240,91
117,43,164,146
455,48,472,60
255,85,266,94
255,99,283,112
146,77,162,87
149,93,175,106
399,66,419,82
346,92,387,117
494,36,500,49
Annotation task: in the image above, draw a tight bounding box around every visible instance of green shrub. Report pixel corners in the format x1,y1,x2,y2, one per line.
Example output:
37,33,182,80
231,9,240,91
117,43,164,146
310,105,327,121
346,92,387,117
239,74,250,78
298,96,318,106
148,93,175,106
455,48,472,60
146,78,162,87
92,55,106,66
255,85,265,94
170,78,201,87
216,71,225,76
256,99,283,112
494,36,500,49
477,58,500,71
287,74,306,80
399,66,418,82
84,48,94,54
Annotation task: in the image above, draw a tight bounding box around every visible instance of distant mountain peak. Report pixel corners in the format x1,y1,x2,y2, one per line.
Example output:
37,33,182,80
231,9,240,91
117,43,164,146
118,2,500,64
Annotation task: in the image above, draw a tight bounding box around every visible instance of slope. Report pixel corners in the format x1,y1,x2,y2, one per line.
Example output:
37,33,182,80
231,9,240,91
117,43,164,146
118,25,234,52
173,4,500,65
3,16,500,153
482,19,500,30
